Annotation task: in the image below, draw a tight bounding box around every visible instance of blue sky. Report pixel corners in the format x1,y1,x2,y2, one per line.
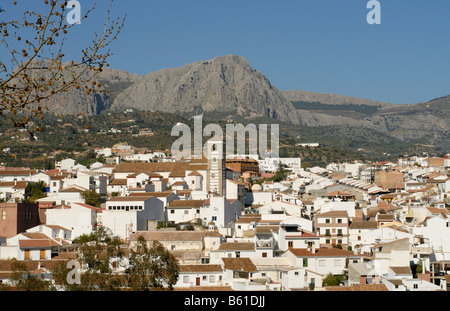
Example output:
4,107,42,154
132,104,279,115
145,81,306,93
3,0,450,104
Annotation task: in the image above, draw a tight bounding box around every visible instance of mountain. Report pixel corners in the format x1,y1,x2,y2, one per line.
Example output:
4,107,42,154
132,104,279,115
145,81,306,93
12,60,141,116
282,90,450,145
111,55,300,124
11,55,449,151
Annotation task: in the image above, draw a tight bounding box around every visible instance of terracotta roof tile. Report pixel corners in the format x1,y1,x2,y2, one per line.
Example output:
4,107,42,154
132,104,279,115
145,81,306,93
222,258,258,272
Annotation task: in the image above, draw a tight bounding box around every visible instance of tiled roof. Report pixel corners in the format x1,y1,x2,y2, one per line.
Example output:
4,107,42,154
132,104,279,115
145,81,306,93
426,207,450,215
179,265,223,273
46,225,70,231
349,221,378,230
13,181,29,189
289,248,356,257
235,215,262,224
128,191,174,198
107,196,153,202
168,200,205,208
323,191,354,197
59,186,88,193
325,284,388,291
108,179,127,186
218,242,255,251
73,202,101,211
255,226,279,235
188,171,203,176
19,239,51,248
222,258,258,272
316,211,348,218
389,266,412,275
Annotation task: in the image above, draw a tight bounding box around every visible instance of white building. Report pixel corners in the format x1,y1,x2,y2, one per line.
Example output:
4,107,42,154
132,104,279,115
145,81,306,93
45,202,101,239
200,196,242,229
103,196,165,240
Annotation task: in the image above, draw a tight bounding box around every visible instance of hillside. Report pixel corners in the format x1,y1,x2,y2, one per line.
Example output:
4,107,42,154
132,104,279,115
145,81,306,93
3,55,449,155
111,55,299,125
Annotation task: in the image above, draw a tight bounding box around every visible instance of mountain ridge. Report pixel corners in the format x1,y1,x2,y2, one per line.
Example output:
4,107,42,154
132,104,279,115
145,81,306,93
13,55,449,148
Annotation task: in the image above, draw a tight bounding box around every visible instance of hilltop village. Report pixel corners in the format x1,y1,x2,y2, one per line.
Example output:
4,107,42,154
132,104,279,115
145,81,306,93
0,141,449,291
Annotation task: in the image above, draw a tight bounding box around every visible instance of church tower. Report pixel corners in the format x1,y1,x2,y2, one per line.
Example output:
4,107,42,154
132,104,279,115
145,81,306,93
206,139,226,196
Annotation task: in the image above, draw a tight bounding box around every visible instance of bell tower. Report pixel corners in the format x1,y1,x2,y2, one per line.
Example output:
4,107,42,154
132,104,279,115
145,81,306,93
206,139,226,196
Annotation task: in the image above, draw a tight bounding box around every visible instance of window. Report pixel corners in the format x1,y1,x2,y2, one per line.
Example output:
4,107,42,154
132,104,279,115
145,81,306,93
235,252,240,258
24,250,30,260
326,239,330,244
334,259,341,266
262,252,267,258
325,229,331,236
170,210,175,214
413,284,418,289
325,219,330,224
212,216,217,221
202,276,207,281
184,210,189,214
337,229,342,236
337,218,342,223
319,259,326,267
209,275,215,283
295,272,299,276
183,276,189,283
288,241,293,248
1,210,5,220
40,249,46,259
303,258,308,267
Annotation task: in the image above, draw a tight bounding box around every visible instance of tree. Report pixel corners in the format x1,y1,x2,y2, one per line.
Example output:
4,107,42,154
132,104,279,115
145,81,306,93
415,260,423,276
73,227,124,291
126,235,179,291
10,260,53,291
81,189,101,207
322,273,345,287
0,0,125,136
24,180,47,203
270,163,289,182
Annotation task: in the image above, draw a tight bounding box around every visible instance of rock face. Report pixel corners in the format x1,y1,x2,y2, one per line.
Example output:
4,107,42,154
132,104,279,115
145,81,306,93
281,90,394,109
17,55,449,146
111,55,300,124
25,62,141,116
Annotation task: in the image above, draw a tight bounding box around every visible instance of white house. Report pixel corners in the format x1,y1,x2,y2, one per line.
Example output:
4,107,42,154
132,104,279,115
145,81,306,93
359,227,414,255
4,232,63,260
175,264,225,288
282,247,362,276
103,196,166,240
348,221,378,251
200,196,242,229
167,199,206,224
209,242,258,264
45,202,101,239
422,216,450,261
